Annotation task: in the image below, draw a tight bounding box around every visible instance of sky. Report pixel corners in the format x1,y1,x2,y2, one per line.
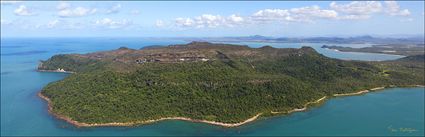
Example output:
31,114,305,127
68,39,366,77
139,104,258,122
1,1,424,37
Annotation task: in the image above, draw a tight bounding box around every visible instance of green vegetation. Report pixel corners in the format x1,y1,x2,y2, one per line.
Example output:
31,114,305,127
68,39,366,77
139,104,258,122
38,54,103,72
40,42,424,124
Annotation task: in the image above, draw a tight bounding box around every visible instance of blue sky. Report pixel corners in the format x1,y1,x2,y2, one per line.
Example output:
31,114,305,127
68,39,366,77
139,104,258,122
1,1,424,37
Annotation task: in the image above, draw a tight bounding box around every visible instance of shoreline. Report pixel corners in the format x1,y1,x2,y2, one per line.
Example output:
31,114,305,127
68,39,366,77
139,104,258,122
37,69,75,74
333,86,387,97
271,96,327,114
333,89,370,97
38,85,424,128
38,92,261,127
332,85,425,97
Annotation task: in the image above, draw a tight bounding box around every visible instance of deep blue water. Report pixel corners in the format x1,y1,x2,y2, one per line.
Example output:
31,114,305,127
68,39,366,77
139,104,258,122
1,38,423,136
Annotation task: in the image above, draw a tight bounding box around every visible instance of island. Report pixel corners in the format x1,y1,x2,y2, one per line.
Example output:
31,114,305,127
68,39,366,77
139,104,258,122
322,44,425,56
38,42,424,127
182,35,424,44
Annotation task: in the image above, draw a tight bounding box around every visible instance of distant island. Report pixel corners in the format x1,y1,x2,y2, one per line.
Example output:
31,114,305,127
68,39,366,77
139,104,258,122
322,44,425,56
38,42,424,127
182,35,425,45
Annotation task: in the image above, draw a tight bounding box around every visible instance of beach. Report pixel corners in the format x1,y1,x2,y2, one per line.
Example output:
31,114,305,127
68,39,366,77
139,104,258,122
271,96,327,114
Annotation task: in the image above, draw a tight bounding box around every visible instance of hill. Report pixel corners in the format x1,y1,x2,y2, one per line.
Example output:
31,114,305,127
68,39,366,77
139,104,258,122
38,42,424,127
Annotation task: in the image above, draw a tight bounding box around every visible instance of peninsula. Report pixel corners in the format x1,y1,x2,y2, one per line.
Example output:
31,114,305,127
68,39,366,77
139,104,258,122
38,42,424,127
322,44,424,56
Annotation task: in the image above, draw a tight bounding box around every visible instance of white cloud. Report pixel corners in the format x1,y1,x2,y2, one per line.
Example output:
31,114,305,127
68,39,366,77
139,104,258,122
170,1,416,29
289,6,338,22
58,7,97,17
177,6,338,28
330,1,382,15
95,18,132,29
14,5,36,16
155,20,164,27
251,6,338,23
175,14,245,28
384,1,410,16
251,9,291,22
226,14,244,26
228,14,244,23
57,2,97,17
194,14,225,28
106,4,121,14
330,1,410,18
175,17,195,27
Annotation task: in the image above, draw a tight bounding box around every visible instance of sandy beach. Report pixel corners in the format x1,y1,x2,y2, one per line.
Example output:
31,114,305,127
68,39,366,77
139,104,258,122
333,86,386,97
271,96,327,114
333,90,370,97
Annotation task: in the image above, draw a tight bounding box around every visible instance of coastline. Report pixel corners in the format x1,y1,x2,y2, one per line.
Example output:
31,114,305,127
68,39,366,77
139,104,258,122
271,96,327,114
38,92,261,127
333,86,387,97
333,89,370,97
37,69,75,74
38,85,424,128
332,85,425,97
271,85,423,114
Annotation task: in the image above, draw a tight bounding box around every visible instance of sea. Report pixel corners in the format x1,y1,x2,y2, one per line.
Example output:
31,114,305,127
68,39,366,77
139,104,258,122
1,38,423,136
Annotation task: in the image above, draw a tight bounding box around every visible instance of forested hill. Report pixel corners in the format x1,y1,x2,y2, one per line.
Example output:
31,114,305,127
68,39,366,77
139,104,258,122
38,41,318,73
39,42,424,125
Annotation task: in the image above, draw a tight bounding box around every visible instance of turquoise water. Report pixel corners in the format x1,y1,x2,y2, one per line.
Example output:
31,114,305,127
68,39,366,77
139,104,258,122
1,38,423,136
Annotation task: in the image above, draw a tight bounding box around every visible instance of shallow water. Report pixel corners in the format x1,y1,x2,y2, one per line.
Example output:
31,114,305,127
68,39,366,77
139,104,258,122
1,38,423,136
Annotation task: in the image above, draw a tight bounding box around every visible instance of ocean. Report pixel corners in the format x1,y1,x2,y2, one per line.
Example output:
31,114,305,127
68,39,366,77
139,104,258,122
1,38,423,136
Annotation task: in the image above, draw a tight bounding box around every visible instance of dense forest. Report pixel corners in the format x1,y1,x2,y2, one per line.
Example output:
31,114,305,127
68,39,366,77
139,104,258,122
39,42,424,125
